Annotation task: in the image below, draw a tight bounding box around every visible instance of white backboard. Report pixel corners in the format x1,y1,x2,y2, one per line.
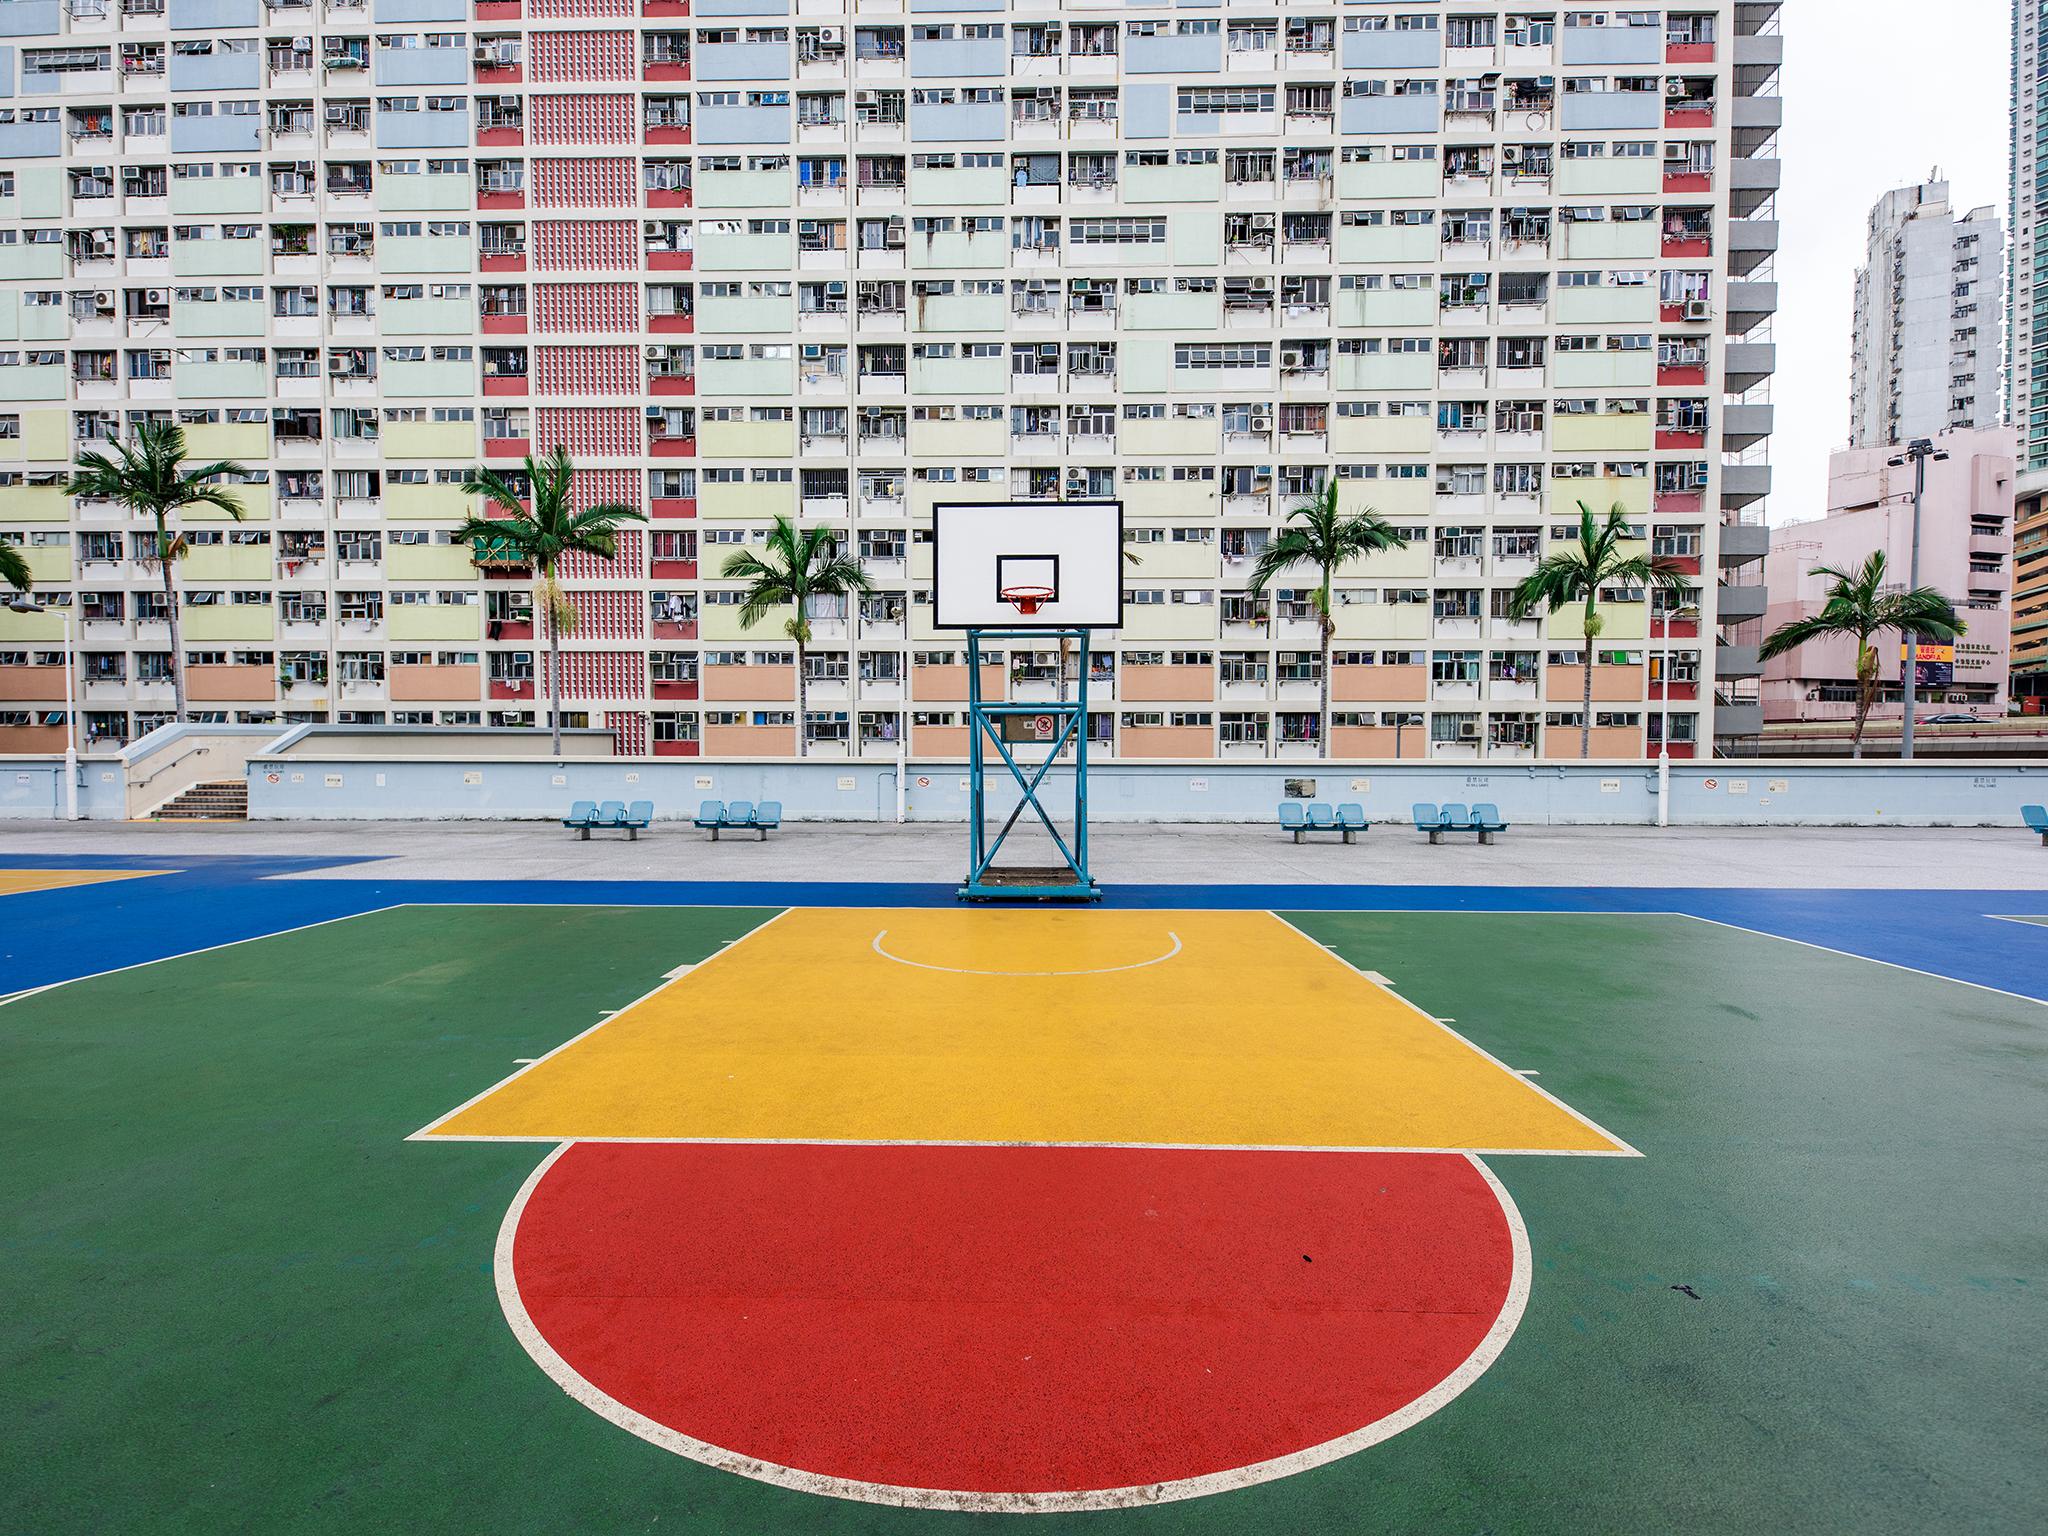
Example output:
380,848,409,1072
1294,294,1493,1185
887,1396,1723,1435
931,500,1124,630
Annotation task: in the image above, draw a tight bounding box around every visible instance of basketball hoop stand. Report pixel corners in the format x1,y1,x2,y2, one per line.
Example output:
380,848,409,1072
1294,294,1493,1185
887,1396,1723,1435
959,626,1101,902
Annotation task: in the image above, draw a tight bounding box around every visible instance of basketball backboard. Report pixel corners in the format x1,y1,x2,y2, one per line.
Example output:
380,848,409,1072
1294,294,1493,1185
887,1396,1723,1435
931,500,1124,630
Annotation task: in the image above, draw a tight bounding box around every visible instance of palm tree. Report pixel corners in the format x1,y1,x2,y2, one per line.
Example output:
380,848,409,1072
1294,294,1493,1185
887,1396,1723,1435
1508,501,1692,760
721,514,874,756
67,420,250,722
1244,480,1407,758
0,538,29,596
1759,549,1964,758
449,446,645,755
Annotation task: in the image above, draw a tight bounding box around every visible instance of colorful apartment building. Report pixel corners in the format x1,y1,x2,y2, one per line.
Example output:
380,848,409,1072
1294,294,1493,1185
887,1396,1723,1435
0,0,1780,760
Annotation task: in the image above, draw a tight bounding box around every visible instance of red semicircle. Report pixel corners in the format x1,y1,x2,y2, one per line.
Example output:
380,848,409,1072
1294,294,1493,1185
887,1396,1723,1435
507,1142,1518,1505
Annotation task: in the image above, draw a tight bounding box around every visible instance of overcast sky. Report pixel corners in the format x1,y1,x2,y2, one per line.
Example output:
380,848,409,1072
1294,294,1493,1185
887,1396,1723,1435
1772,1,2012,523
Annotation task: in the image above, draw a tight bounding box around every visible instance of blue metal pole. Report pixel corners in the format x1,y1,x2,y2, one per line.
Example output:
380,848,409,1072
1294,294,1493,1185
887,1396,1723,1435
1075,630,1091,887
967,629,984,885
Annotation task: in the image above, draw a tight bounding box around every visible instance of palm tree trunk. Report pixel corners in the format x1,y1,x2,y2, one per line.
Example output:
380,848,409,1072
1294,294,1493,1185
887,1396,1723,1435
1851,638,1877,760
542,562,562,756
159,514,186,725
1318,612,1333,760
795,640,809,757
1579,620,1595,761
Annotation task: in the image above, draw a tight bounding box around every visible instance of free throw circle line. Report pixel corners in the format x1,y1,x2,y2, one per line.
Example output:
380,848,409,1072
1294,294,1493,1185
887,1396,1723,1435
495,1145,1530,1514
870,928,1182,977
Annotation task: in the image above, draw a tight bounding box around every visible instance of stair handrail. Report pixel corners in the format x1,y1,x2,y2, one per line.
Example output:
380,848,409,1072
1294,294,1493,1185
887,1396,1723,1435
132,743,213,791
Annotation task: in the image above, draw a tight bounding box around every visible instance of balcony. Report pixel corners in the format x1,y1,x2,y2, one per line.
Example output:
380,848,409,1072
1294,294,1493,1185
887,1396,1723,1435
1727,219,1780,275
1714,643,1763,679
1715,584,1767,624
1733,32,1784,69
1721,403,1773,452
1724,281,1778,331
1713,699,1764,738
1729,155,1780,216
1724,341,1774,393
1717,522,1769,564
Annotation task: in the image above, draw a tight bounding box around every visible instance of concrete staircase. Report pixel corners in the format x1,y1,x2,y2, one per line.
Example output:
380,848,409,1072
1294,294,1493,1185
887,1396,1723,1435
151,780,249,822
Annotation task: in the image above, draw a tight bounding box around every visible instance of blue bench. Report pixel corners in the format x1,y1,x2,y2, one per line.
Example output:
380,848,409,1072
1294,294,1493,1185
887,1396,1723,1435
1413,802,1510,845
565,800,655,840
2024,804,2048,845
696,798,779,841
1278,801,1369,844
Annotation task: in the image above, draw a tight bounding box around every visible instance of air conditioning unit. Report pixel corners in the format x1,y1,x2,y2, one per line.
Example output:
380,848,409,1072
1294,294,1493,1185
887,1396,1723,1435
1501,145,1523,165
817,26,842,45
1664,143,1689,161
1248,414,1273,432
1664,79,1687,98
1684,298,1713,320
645,404,667,419
1458,720,1481,741
145,288,169,305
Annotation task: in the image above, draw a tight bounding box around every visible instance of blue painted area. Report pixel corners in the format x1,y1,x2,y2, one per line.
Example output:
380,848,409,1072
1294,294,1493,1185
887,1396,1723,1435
4,855,2047,1004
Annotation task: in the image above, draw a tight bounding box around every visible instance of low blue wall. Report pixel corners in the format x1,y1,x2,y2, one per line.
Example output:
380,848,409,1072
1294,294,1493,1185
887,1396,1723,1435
237,756,2048,828
8,749,2044,828
0,759,125,820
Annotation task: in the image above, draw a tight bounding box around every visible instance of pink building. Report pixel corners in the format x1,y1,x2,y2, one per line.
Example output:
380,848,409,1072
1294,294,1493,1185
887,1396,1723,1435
1764,429,2014,723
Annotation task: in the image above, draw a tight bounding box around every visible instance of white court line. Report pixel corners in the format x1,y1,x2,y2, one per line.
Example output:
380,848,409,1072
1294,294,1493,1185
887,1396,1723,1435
1269,911,1646,1160
870,927,1182,977
1672,913,2048,1009
0,905,408,1010
425,1131,1630,1156
1262,906,2048,1009
405,906,794,1142
1978,913,2048,928
489,1142,1533,1514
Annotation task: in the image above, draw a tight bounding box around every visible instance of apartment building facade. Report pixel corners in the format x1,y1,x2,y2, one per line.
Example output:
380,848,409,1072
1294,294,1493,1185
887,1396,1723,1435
2016,0,2048,469
0,0,1781,762
1850,179,2001,451
2013,464,2048,700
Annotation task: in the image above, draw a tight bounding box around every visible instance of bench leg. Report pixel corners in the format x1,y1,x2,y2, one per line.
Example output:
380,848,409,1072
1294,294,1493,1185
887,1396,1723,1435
1479,829,1493,846
579,826,590,841
757,827,768,841
710,826,719,842
1291,829,1303,843
628,826,638,841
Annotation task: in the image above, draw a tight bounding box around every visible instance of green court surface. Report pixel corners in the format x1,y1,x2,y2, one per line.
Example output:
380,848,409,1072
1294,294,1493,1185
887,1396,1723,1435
3,904,2042,1534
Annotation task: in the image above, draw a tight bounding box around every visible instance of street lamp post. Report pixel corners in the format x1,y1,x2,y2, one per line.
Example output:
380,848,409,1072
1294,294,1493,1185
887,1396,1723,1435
8,595,78,820
1887,438,1949,762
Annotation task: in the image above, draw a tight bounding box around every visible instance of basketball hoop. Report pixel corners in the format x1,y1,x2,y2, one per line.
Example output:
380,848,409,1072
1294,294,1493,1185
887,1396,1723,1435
999,585,1055,617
